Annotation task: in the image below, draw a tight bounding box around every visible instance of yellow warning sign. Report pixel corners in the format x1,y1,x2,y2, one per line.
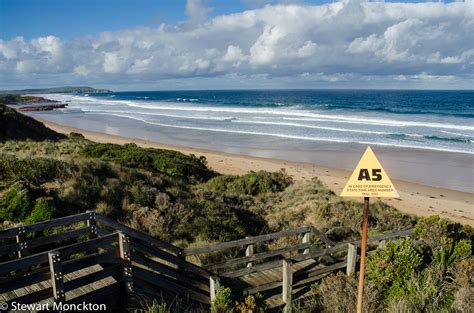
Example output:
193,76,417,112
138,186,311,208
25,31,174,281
340,146,399,198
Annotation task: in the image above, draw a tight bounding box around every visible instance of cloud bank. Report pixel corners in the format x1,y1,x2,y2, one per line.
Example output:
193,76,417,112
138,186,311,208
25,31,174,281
1,0,473,89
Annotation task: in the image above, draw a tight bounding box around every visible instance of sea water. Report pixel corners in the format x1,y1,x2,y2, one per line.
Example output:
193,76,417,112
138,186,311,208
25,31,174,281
28,90,474,192
37,90,473,155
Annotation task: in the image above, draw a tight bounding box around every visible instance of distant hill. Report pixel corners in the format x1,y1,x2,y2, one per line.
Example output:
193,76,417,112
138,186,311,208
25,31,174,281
0,104,66,142
0,86,112,95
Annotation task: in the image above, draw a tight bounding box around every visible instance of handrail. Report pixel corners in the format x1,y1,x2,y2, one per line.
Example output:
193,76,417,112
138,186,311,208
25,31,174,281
292,228,414,263
182,226,313,256
95,215,182,255
218,228,414,277
0,212,91,239
132,238,213,279
208,242,311,272
0,232,120,275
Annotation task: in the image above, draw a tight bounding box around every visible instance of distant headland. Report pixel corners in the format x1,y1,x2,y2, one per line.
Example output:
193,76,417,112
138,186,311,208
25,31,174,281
0,86,113,95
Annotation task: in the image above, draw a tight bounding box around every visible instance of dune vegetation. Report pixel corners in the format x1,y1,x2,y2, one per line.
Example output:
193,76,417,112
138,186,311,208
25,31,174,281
0,108,472,312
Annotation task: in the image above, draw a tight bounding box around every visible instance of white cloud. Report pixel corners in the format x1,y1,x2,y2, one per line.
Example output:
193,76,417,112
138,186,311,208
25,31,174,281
0,0,473,89
223,45,245,63
297,41,317,58
185,0,213,23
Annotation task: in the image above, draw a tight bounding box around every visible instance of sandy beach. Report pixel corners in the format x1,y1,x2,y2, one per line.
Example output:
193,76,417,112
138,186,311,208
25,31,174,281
39,119,473,226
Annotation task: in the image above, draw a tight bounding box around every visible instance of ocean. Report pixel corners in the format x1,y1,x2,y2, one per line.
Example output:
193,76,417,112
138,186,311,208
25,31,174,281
29,90,474,192
38,90,473,154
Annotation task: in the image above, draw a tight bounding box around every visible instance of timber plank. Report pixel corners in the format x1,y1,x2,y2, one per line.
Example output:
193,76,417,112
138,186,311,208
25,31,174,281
67,281,120,304
0,270,50,293
132,253,209,292
64,265,120,292
132,266,210,305
222,260,282,278
133,240,212,279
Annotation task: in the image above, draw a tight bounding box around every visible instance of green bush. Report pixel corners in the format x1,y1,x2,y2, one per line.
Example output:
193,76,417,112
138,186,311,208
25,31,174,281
316,272,382,313
0,138,88,158
80,142,214,182
385,265,453,312
210,287,233,313
128,183,158,207
368,237,423,300
69,132,85,139
0,155,69,184
26,198,55,223
433,239,472,268
0,183,32,222
451,257,474,312
414,215,471,246
137,301,168,313
59,176,101,209
415,216,472,269
100,178,123,207
235,294,267,313
202,170,293,196
189,191,267,242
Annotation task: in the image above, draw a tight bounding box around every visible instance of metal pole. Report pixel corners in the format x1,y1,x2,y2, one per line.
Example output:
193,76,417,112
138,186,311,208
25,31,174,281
357,197,370,313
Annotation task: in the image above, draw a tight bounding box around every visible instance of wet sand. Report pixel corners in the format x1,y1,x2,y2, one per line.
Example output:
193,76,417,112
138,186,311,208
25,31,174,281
39,119,474,226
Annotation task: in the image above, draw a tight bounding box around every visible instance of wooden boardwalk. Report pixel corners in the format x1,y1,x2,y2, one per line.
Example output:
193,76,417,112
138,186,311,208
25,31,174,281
0,212,414,312
0,264,117,305
228,259,323,308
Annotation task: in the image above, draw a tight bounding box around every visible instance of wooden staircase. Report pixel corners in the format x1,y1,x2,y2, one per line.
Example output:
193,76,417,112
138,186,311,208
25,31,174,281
0,212,413,312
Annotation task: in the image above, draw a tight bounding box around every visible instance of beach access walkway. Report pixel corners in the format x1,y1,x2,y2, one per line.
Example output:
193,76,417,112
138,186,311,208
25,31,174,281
0,212,413,311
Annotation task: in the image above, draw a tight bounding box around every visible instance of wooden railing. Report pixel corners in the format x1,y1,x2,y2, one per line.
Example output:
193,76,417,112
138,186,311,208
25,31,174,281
183,226,334,273
0,212,211,310
194,227,413,311
0,213,414,311
0,231,121,306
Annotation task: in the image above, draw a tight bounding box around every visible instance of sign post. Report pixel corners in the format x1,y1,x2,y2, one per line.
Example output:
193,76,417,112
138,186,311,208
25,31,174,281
340,146,399,313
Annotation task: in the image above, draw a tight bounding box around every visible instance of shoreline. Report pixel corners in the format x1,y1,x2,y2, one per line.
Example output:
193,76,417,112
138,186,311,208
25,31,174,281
38,118,474,226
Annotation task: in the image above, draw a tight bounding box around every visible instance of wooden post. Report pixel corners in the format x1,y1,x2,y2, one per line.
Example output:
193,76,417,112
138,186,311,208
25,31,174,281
48,251,65,305
346,243,357,276
87,211,99,254
245,238,254,268
209,276,221,302
86,210,97,238
379,240,386,249
301,231,310,254
16,226,28,258
282,259,293,313
357,197,370,313
119,232,134,296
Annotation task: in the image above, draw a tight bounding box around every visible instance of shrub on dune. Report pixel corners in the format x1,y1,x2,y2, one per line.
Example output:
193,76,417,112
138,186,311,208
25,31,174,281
80,142,215,182
255,178,414,235
0,155,70,184
0,182,32,222
202,169,292,196
26,198,56,223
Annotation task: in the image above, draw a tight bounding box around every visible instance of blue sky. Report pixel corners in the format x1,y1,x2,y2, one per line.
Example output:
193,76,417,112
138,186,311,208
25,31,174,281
1,0,457,40
0,0,471,90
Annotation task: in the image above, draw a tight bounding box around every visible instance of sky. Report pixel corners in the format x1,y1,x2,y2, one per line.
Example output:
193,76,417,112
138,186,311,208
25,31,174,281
0,0,473,90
